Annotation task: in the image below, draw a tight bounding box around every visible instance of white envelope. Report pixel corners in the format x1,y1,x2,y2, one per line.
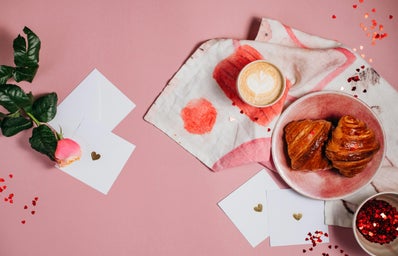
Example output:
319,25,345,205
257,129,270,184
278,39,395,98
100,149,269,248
50,68,135,132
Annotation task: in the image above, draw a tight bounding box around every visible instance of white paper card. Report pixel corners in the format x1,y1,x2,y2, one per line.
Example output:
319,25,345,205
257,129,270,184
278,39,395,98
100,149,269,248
218,169,280,247
58,120,135,194
267,189,329,247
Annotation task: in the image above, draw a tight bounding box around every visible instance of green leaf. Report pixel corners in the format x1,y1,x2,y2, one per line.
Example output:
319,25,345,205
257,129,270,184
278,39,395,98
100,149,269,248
24,27,41,64
29,125,57,161
12,26,41,83
31,92,58,122
13,35,28,67
13,27,41,66
0,65,15,84
13,65,39,83
1,116,33,137
0,84,33,113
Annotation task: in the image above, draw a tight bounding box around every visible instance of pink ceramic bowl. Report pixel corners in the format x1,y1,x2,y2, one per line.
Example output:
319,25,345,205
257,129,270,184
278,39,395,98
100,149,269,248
271,91,385,200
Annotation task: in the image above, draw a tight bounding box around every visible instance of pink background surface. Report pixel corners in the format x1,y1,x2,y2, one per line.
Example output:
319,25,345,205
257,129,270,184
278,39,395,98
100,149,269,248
1,0,397,255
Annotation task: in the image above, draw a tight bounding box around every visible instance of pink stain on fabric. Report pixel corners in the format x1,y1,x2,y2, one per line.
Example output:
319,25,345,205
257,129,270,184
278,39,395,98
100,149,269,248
181,98,217,134
212,138,272,171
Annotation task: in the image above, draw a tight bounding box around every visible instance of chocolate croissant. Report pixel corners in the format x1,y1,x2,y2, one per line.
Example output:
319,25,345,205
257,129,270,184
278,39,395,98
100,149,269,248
284,119,332,171
325,115,380,177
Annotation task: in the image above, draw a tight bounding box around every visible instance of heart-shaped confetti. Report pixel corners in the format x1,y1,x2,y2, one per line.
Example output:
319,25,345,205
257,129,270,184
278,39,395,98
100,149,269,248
293,213,303,221
91,151,101,160
253,203,263,212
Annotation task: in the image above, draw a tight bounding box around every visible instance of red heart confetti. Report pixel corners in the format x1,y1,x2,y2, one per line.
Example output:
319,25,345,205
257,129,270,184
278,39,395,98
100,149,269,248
1,172,41,224
301,230,349,255
336,1,394,62
356,198,398,244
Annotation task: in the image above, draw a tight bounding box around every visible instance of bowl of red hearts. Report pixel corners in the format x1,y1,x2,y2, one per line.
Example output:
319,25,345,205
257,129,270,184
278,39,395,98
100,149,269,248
353,192,398,256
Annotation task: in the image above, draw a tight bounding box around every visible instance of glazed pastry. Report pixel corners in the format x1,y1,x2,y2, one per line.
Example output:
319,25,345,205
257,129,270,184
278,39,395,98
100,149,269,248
284,119,332,171
325,115,380,177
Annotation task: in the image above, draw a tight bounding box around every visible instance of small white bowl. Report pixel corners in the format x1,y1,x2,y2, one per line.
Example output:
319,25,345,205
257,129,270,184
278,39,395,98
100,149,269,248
353,192,398,256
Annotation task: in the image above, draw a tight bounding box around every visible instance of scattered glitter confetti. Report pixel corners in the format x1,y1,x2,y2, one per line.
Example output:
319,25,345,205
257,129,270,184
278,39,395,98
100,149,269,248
349,0,393,47
1,172,41,224
302,230,349,255
21,196,40,224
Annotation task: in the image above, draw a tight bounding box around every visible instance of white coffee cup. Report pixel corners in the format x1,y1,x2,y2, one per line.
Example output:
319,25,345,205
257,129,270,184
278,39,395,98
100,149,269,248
237,60,285,107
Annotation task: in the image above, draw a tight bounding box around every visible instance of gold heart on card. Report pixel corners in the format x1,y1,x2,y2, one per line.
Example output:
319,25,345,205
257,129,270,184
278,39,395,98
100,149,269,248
253,203,263,212
293,213,303,221
91,151,101,161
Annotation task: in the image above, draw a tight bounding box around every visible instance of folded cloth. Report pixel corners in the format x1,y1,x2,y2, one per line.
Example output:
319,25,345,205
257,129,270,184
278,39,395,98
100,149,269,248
145,17,398,225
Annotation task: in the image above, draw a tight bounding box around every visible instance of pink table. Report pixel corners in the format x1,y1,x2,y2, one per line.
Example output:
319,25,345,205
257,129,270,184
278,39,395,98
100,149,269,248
1,0,397,255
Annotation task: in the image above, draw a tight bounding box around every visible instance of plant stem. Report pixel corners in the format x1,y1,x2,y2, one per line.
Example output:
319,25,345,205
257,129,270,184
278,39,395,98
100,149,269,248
26,112,41,126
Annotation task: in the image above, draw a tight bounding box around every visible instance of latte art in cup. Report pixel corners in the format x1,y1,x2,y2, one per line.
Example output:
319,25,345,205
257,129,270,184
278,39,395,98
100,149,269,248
237,60,285,107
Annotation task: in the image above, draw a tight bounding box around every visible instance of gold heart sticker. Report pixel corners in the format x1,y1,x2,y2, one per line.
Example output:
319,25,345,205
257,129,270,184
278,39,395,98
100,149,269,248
91,151,101,161
253,203,263,212
293,213,303,221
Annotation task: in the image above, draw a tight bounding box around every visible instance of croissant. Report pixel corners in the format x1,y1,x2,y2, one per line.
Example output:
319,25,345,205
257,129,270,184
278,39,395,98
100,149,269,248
284,119,332,171
325,115,380,177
